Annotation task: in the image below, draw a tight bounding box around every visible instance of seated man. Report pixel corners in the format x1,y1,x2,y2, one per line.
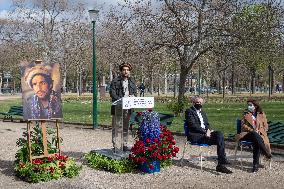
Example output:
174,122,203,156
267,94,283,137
185,96,232,174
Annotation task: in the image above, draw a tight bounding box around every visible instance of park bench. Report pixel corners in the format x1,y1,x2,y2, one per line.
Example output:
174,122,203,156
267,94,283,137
0,105,23,122
228,120,284,146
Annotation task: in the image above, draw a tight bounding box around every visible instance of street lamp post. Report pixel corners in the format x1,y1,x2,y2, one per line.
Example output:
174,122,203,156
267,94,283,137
89,9,99,129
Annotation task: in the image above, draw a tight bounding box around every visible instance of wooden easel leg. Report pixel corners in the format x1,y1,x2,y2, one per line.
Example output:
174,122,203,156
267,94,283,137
27,121,32,163
41,121,49,157
56,120,61,155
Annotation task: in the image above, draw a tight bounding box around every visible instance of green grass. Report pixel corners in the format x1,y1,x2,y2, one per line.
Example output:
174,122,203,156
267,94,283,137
1,98,283,137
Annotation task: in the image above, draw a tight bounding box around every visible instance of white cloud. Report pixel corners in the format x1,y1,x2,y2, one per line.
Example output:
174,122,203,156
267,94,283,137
0,9,9,19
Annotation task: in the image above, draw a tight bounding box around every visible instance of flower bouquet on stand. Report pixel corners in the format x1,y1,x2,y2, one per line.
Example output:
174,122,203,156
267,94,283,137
129,110,179,173
14,123,81,183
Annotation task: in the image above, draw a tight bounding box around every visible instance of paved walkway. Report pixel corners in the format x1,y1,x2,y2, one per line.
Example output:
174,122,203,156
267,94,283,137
0,121,284,189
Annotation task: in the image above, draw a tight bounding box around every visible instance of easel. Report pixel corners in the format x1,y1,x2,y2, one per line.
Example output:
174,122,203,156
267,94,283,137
26,119,61,163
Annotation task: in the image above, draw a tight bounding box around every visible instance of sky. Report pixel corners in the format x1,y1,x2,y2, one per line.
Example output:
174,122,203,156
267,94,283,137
0,0,126,18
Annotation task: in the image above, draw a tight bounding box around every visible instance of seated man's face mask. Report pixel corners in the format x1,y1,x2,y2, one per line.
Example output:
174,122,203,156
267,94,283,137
194,103,202,110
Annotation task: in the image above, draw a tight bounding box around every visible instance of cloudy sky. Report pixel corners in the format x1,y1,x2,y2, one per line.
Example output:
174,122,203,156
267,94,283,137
0,0,128,18
0,0,126,10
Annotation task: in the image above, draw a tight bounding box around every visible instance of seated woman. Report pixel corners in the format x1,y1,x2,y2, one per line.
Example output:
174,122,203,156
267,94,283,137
236,99,272,172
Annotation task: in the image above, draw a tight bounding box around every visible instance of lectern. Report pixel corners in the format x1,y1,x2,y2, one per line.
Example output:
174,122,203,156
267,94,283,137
112,97,154,154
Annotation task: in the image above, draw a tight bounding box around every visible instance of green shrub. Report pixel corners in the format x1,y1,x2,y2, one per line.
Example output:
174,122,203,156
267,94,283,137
84,152,137,173
167,97,189,115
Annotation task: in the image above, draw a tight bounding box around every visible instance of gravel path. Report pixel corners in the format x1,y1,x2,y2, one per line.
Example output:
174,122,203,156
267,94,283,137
0,121,284,189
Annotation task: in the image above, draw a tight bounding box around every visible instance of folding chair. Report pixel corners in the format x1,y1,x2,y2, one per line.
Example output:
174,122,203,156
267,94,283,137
180,121,211,170
234,119,271,169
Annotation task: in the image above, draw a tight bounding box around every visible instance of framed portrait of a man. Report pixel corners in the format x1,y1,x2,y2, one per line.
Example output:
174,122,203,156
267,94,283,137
21,60,63,120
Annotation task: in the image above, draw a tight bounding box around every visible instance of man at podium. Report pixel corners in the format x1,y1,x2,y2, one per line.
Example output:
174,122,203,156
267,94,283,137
110,63,137,152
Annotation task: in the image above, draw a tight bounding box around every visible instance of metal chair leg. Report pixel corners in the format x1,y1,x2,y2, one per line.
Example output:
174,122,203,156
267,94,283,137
200,146,203,170
234,143,239,161
180,140,188,166
240,145,243,169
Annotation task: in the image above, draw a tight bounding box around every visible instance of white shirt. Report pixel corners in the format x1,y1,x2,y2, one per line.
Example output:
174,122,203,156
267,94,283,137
196,109,206,129
122,79,129,97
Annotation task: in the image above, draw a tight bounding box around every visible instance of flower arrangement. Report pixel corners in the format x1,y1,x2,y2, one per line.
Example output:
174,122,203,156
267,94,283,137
129,110,179,171
14,122,81,183
15,154,81,183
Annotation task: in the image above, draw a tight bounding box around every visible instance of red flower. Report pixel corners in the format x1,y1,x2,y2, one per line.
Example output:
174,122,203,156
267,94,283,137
128,124,180,165
152,152,157,158
149,164,154,170
137,112,143,116
47,156,54,162
32,159,43,165
148,109,153,112
49,167,55,173
157,154,162,160
174,147,179,153
139,157,146,163
59,162,65,168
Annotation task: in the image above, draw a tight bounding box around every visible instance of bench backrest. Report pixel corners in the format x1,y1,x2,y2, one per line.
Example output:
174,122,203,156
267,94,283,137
7,106,23,115
236,119,241,134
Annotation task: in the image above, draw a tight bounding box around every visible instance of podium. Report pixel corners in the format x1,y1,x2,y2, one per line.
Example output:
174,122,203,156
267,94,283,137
112,97,154,155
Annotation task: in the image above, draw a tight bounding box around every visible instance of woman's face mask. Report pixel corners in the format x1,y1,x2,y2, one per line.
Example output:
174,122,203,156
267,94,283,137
247,103,255,112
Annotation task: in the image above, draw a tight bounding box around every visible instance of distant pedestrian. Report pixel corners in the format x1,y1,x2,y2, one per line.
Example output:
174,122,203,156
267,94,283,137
276,83,280,93
139,83,145,97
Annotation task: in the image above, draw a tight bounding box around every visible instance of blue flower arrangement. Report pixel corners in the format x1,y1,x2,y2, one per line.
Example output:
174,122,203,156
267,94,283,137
139,110,160,144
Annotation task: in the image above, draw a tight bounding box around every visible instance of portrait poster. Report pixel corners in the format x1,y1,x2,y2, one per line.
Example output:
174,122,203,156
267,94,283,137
20,60,63,120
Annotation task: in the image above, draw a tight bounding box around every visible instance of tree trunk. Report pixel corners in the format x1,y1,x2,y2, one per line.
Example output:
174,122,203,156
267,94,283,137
164,71,167,94
282,72,284,93
250,69,256,94
79,70,82,96
222,74,225,99
271,68,274,94
177,66,189,103
150,70,153,95
62,66,67,94
231,63,235,95
0,73,2,94
173,67,177,98
109,64,113,83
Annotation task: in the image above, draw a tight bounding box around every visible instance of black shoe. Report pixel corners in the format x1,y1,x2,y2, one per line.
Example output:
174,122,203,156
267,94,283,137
216,165,233,174
220,159,231,165
266,153,272,159
123,146,131,152
112,148,119,154
252,164,259,173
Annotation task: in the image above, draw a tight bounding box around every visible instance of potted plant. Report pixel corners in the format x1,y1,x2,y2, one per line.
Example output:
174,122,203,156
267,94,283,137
129,110,179,173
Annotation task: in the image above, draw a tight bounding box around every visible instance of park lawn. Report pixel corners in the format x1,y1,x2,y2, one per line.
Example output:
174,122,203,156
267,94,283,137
0,99,283,137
